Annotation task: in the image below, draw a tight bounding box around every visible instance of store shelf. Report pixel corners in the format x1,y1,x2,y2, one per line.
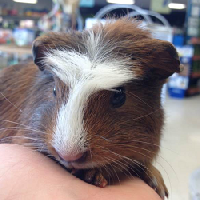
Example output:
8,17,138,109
189,38,200,45
193,56,200,60
187,88,200,95
190,72,200,78
0,15,41,21
0,44,32,55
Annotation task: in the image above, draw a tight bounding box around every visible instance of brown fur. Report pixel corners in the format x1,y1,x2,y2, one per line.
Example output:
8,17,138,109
0,18,180,198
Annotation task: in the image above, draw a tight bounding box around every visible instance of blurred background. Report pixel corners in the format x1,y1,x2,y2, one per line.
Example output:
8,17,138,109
0,0,199,199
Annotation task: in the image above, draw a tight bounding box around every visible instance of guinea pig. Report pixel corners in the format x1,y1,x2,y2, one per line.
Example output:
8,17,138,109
0,18,180,199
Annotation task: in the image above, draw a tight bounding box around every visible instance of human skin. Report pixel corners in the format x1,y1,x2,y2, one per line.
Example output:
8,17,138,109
0,144,161,200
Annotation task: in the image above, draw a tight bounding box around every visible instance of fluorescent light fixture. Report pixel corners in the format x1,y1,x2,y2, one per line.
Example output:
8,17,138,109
13,0,37,4
168,3,186,9
107,0,135,4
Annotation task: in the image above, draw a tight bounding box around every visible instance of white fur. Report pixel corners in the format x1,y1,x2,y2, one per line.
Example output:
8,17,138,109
47,30,136,159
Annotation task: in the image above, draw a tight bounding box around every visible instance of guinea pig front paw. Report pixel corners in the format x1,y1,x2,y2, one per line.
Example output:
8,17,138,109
148,175,168,200
144,166,168,200
83,169,108,188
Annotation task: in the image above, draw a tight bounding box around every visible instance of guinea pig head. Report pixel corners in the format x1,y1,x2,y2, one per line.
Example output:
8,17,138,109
32,19,180,169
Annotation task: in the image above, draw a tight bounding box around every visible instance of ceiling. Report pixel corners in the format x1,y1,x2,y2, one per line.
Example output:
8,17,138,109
95,0,188,9
0,0,188,10
0,0,52,10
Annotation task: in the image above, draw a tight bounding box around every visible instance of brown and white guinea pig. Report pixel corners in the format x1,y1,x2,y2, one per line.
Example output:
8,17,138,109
0,18,180,199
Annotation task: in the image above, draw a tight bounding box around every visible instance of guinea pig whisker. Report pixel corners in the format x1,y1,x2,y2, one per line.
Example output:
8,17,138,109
23,141,46,146
110,158,136,181
109,165,125,183
103,166,112,184
38,143,47,153
1,120,50,135
103,155,132,183
119,144,157,155
107,161,121,184
132,108,160,121
1,135,44,141
134,160,157,182
97,146,130,161
98,148,135,171
127,92,154,109
128,159,153,182
154,161,173,195
96,159,113,184
1,119,25,126
120,148,173,195
30,148,50,154
0,135,45,143
24,143,47,148
0,126,49,136
0,92,22,113
105,156,127,171
96,146,156,182
88,147,93,163
96,135,112,142
23,143,49,153
105,154,140,179
118,141,178,157
102,149,154,183
23,143,47,149
124,145,171,167
115,160,134,178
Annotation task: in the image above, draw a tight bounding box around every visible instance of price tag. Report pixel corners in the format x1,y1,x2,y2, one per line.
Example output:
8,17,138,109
80,0,94,8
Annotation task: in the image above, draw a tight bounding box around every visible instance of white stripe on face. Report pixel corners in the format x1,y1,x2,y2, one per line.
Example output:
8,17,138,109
46,31,136,157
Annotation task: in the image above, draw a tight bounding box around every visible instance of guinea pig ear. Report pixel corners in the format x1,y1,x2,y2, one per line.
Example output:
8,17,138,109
133,39,181,80
32,40,46,71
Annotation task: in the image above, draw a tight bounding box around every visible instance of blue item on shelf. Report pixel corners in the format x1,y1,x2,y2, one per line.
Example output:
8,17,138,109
168,46,193,99
173,35,184,46
13,28,35,46
168,75,189,99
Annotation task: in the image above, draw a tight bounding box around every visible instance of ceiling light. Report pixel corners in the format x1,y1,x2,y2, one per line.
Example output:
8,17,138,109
13,0,37,4
168,3,186,9
107,0,135,4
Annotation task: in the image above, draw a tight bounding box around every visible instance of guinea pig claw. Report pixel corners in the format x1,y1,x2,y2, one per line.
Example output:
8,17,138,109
83,169,108,188
94,173,108,188
84,169,97,183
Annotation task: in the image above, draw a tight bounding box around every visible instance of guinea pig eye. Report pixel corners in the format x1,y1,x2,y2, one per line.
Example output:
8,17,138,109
53,87,56,96
110,87,126,108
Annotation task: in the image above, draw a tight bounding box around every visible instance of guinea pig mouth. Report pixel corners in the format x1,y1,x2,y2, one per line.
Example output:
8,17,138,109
59,159,96,169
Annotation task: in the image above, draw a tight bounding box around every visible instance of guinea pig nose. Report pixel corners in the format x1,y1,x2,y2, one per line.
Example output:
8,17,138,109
58,152,86,162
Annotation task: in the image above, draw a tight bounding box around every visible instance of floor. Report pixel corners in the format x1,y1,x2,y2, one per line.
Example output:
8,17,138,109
155,95,200,200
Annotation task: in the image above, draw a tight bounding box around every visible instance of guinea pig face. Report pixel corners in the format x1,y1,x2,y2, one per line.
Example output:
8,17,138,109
47,50,136,169
32,19,180,169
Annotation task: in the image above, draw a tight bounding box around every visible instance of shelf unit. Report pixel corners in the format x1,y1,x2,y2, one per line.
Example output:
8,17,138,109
0,44,31,55
0,15,41,21
168,45,200,98
186,37,200,96
168,0,200,98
